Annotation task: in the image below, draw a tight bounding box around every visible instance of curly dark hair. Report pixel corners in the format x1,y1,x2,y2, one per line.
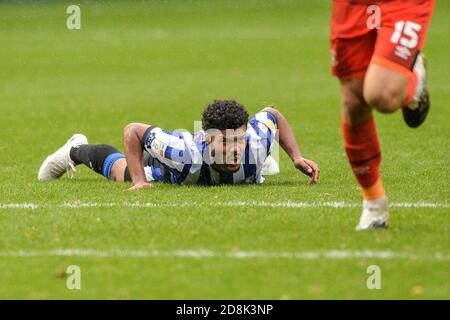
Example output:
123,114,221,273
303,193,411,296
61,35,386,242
201,99,249,130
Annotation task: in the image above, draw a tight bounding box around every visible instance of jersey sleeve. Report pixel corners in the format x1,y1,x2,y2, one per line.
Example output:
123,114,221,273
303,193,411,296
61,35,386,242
248,111,278,157
141,126,194,174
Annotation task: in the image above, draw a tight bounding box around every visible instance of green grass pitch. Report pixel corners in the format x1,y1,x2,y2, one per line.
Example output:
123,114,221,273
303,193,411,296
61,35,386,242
0,0,448,299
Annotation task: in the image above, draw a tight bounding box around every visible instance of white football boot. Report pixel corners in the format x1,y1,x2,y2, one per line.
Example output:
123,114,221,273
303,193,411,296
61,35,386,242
38,134,88,181
355,198,389,231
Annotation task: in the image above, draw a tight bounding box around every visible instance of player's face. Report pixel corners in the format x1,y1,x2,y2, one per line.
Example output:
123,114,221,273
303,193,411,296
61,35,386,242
208,125,247,173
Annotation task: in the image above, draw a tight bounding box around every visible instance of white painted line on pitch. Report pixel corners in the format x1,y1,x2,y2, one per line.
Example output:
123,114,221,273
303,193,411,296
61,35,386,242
1,201,450,210
0,203,40,210
0,249,448,261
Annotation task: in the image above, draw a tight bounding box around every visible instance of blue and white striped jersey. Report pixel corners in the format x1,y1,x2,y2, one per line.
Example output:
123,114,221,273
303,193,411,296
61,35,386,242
141,111,278,185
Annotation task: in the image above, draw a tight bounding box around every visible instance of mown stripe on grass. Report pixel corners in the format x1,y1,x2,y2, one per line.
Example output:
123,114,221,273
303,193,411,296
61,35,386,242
0,249,448,261
1,201,450,210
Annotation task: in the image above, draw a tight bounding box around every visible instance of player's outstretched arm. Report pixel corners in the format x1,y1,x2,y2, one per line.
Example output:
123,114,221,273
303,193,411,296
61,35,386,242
123,123,152,191
262,107,320,184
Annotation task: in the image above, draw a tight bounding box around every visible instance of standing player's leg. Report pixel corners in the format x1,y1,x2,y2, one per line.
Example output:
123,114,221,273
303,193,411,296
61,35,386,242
330,0,388,230
331,0,434,230
363,63,408,114
363,0,435,127
364,52,429,128
340,78,388,230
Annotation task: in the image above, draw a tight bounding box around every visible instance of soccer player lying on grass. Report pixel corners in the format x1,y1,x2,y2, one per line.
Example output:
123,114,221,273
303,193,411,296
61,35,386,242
38,100,319,189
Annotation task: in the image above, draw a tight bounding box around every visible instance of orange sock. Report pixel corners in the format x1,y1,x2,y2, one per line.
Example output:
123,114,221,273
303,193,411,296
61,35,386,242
361,178,385,200
341,116,385,200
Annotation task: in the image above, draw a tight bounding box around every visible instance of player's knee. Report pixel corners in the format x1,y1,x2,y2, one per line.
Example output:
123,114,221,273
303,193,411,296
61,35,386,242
342,90,363,111
341,90,369,119
364,88,402,114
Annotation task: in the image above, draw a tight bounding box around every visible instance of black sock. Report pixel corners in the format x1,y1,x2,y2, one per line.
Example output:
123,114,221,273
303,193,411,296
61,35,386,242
69,144,124,178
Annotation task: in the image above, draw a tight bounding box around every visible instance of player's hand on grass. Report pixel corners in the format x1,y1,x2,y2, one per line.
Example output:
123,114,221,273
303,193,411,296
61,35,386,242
293,157,320,184
128,181,153,191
